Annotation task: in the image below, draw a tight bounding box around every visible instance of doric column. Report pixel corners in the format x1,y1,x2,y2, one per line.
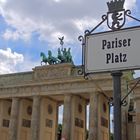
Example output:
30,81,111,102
121,87,128,140
9,98,20,140
62,95,72,140
135,97,140,140
31,96,41,140
89,92,99,140
121,108,127,140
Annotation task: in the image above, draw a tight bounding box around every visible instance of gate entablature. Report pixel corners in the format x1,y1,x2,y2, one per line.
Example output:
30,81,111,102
0,64,130,99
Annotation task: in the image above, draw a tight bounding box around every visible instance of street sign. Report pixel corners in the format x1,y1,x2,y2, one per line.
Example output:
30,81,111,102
85,26,140,73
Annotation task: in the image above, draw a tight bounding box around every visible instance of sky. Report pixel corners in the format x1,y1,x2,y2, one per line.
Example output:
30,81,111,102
0,0,139,75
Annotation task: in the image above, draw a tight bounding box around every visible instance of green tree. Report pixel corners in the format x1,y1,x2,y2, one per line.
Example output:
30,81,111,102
110,133,114,140
57,124,62,140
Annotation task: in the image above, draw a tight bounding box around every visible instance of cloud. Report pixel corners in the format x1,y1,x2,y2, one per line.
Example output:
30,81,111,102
133,70,140,78
0,48,24,74
0,48,40,74
16,56,41,72
0,0,137,44
124,0,137,10
2,29,31,41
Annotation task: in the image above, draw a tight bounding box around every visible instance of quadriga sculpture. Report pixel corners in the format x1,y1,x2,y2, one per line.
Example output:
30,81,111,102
40,47,73,65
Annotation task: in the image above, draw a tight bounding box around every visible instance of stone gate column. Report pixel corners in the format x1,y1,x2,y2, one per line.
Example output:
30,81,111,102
9,98,20,140
135,96,140,140
121,87,129,140
122,107,128,140
31,96,41,140
89,92,99,140
39,97,58,140
70,95,86,140
62,94,72,140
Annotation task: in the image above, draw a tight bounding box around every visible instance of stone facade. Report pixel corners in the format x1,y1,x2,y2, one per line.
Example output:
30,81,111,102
0,63,134,140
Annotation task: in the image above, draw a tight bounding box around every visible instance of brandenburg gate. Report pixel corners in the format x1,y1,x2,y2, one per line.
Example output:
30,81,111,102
0,63,136,140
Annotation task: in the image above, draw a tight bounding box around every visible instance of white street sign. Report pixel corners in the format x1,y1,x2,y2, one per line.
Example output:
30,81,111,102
85,26,140,73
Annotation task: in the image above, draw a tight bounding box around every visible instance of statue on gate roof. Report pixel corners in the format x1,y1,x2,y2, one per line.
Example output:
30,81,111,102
40,36,73,65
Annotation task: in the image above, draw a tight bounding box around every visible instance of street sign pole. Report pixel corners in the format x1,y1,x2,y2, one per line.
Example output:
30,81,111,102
111,71,122,140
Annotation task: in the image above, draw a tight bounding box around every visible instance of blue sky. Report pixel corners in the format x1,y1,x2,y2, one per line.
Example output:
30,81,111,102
0,0,139,74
